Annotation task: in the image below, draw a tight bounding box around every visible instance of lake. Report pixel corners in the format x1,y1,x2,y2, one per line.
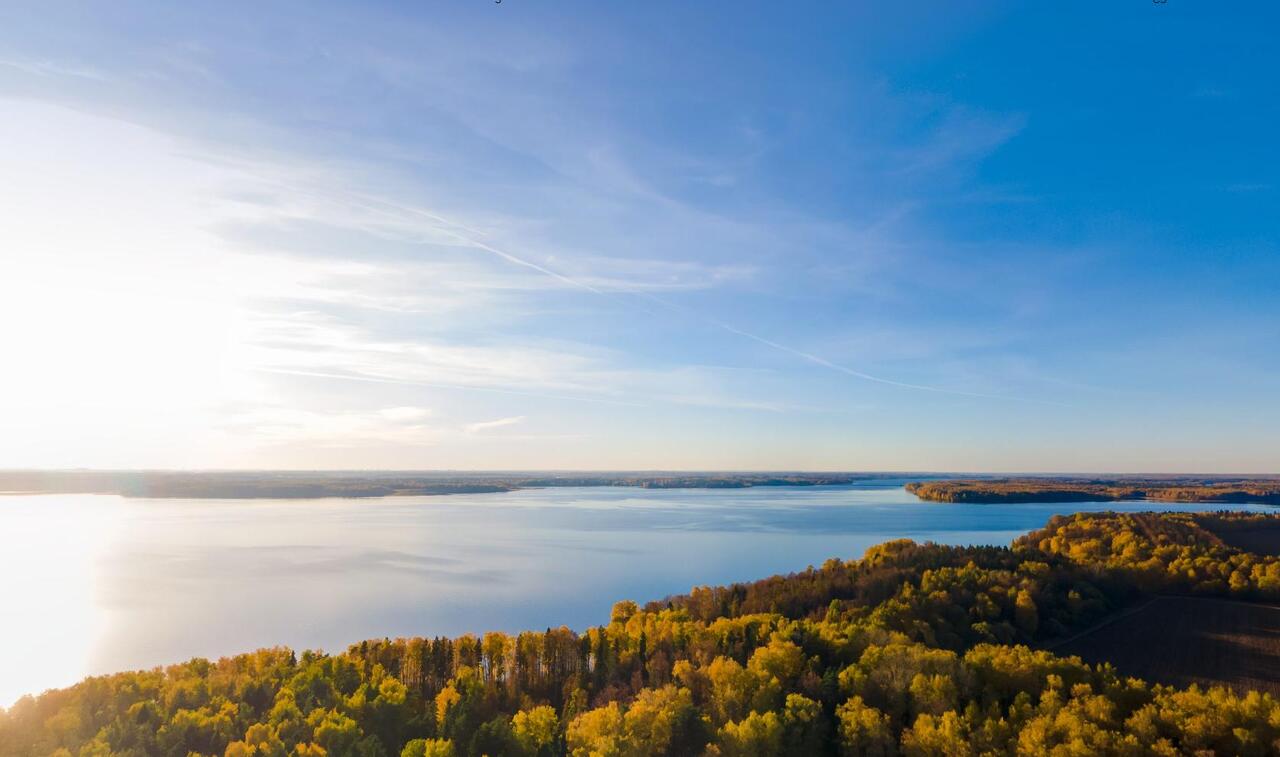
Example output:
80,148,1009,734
2,480,1275,706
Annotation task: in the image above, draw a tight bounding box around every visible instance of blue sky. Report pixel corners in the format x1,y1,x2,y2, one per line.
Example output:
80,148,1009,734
0,2,1276,471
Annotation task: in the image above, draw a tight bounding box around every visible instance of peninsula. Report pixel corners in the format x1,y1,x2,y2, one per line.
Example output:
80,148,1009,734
906,477,1280,505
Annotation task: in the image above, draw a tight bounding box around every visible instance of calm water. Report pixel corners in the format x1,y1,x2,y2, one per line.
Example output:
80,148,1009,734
2,481,1275,705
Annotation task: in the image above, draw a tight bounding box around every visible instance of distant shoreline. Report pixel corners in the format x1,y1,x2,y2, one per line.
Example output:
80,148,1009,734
0,470,902,499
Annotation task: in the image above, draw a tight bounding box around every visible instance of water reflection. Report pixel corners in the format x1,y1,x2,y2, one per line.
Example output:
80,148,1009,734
0,483,1274,705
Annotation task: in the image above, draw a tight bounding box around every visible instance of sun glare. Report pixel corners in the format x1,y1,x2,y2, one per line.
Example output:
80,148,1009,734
0,495,118,706
0,103,253,467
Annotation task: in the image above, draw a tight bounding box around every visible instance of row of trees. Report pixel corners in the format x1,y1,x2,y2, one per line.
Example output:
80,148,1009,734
1019,511,1280,598
3,511,1280,755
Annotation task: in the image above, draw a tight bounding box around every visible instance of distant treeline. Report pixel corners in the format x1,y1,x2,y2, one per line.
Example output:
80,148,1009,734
906,477,1280,505
0,470,886,499
8,511,1280,755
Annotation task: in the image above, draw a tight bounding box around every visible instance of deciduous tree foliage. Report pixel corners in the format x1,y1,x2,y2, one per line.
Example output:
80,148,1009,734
4,511,1280,756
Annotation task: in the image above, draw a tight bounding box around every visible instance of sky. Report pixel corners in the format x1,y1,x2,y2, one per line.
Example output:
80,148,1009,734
0,2,1276,472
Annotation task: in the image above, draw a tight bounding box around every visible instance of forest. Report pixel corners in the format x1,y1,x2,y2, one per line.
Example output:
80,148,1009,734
5,511,1280,756
905,478,1280,505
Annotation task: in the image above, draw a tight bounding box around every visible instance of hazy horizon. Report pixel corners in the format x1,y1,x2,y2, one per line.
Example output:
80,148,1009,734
5,467,1278,477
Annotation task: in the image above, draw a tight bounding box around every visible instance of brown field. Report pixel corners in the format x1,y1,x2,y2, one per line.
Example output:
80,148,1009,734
1052,596,1280,695
1196,519,1280,557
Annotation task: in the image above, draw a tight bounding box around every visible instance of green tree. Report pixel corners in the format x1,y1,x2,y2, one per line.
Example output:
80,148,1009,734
836,696,894,757
402,738,456,757
512,705,559,756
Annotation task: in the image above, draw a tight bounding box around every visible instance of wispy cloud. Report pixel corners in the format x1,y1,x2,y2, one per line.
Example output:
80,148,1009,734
223,406,444,449
465,416,526,434
0,56,108,82
893,106,1027,176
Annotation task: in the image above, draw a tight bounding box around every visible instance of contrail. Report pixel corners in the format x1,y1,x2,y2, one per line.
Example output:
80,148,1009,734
712,320,993,397
324,190,612,296
717,321,1069,405
629,289,1065,405
312,187,672,319
239,171,610,296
